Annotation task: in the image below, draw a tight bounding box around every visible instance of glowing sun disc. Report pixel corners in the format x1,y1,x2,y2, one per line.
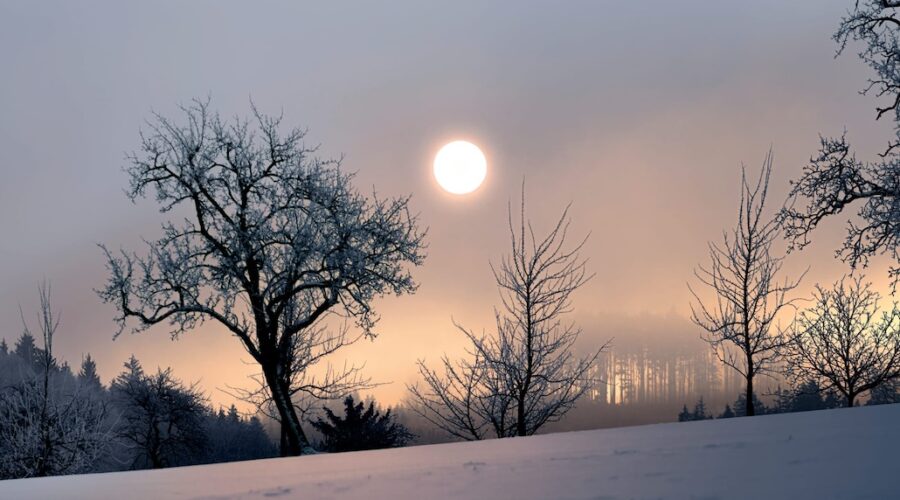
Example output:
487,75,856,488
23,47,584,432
433,141,487,195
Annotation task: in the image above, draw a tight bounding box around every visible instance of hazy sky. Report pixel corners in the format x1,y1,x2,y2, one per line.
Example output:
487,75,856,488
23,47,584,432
1,1,895,409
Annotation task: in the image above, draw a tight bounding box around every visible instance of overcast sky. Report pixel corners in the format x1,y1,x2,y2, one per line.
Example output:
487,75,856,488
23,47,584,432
0,1,894,408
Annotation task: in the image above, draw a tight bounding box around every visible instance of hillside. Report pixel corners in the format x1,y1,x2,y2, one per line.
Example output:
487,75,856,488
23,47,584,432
2,404,896,499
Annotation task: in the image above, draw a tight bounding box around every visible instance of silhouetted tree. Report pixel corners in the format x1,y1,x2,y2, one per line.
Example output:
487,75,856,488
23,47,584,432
772,380,841,414
78,354,102,390
867,378,900,405
14,331,41,371
786,276,900,407
693,397,710,420
718,404,736,419
732,392,768,417
782,1,900,288
110,356,208,469
0,284,109,479
98,99,426,455
202,405,276,463
310,395,411,452
677,397,712,421
690,152,803,416
410,190,606,438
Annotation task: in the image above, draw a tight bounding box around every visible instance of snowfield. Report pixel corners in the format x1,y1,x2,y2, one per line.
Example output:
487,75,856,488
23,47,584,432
2,404,896,500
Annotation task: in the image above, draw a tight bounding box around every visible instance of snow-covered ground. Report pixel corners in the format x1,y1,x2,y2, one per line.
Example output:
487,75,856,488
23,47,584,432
2,404,896,499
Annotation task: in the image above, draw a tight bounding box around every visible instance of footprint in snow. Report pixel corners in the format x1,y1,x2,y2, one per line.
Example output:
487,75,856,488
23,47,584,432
463,461,487,471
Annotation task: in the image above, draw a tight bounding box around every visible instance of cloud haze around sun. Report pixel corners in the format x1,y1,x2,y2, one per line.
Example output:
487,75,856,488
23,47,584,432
0,0,894,409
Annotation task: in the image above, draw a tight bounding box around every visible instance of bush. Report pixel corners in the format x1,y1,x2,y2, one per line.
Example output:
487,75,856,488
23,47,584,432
311,396,412,452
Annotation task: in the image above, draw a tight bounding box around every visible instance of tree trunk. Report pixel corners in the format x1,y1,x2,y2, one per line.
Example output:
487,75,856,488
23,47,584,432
264,368,310,456
516,395,527,437
745,373,755,417
847,393,856,408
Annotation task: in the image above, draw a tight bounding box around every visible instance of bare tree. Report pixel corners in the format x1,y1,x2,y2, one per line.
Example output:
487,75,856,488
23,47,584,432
110,356,208,469
408,350,512,440
410,190,606,438
99,99,426,456
786,276,900,407
690,152,803,416
782,1,900,287
0,283,109,479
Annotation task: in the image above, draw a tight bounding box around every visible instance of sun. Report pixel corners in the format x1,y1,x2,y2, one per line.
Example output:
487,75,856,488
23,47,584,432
433,140,487,195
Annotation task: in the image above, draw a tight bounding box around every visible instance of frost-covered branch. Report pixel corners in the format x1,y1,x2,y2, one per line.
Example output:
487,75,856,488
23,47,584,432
99,98,426,455
690,152,803,416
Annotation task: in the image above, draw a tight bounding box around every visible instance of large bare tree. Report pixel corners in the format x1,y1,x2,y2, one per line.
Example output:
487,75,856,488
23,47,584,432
690,152,803,416
410,191,605,438
786,276,900,407
99,99,426,456
782,1,900,287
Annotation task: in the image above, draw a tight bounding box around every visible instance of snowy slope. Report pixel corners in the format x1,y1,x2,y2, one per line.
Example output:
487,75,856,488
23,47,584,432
2,404,896,500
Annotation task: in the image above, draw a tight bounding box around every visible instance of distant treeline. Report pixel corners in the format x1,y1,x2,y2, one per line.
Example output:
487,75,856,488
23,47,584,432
677,380,900,423
0,330,276,479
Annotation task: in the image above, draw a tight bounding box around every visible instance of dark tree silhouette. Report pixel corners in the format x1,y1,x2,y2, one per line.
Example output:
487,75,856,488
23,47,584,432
690,152,803,416
411,190,606,439
732,392,768,417
13,331,41,371
782,1,900,287
203,405,276,463
677,397,711,421
310,395,411,452
98,99,426,456
78,354,102,390
786,276,900,407
693,397,710,420
771,380,841,414
110,356,208,469
718,404,736,419
867,378,900,405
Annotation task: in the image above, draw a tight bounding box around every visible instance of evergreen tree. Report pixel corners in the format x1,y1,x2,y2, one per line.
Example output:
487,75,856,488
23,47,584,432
0,338,8,356
692,397,710,420
718,404,735,419
733,392,767,417
775,381,840,413
78,354,102,389
678,398,712,422
311,396,412,452
14,332,42,370
226,404,240,423
202,406,276,463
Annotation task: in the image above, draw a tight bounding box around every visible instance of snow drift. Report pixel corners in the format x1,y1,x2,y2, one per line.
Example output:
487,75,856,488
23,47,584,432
1,404,896,499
